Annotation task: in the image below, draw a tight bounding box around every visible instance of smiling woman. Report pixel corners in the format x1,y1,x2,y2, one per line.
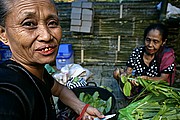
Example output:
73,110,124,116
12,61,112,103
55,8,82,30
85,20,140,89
0,0,62,66
0,0,105,120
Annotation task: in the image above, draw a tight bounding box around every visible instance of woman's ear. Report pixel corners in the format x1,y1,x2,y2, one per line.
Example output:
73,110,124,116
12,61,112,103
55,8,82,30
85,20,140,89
0,26,9,46
162,39,167,46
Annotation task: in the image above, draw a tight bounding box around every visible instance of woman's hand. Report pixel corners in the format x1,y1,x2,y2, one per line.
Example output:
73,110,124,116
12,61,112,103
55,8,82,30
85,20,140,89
113,68,121,80
52,81,104,120
129,79,139,86
140,76,150,80
129,75,150,86
81,105,105,120
113,68,126,80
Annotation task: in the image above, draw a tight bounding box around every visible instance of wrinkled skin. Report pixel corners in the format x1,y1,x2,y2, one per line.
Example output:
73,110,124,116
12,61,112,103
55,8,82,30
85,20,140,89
144,29,165,56
1,0,62,69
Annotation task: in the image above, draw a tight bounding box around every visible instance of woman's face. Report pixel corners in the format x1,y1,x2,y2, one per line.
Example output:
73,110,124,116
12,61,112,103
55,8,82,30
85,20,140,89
144,29,164,55
2,0,62,65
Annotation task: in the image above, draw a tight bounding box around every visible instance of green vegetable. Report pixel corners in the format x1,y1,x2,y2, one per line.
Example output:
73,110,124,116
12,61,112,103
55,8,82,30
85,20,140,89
79,92,85,101
123,81,132,96
118,76,180,120
73,77,79,82
78,91,112,114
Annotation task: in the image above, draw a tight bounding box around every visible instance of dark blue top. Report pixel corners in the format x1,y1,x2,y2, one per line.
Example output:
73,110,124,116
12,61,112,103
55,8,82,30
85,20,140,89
0,60,56,120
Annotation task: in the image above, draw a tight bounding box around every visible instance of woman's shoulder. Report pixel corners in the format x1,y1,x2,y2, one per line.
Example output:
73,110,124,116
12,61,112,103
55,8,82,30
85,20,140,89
0,60,24,80
163,46,174,53
132,46,144,51
0,75,34,120
0,61,35,118
0,60,36,94
0,61,20,80
162,46,175,58
131,46,144,55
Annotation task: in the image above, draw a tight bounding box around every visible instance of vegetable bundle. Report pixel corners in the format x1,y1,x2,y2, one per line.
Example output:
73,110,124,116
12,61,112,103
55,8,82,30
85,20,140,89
118,77,180,120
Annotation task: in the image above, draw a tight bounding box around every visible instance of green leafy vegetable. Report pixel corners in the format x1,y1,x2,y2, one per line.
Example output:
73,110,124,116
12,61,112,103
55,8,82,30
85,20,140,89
123,81,132,96
79,91,112,114
118,77,180,120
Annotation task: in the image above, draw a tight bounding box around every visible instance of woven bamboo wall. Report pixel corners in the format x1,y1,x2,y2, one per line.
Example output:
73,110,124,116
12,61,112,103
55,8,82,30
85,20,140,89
55,0,180,66
54,0,180,99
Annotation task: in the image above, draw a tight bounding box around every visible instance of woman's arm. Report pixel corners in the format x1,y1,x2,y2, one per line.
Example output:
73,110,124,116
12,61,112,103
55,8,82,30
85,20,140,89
51,80,84,114
140,73,169,82
51,80,104,119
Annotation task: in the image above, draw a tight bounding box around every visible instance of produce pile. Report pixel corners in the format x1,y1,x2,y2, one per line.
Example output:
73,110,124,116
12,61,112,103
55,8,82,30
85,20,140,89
79,91,112,114
118,76,180,120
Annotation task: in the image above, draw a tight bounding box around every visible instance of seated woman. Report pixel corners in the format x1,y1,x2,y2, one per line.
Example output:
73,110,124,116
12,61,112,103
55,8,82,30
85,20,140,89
114,23,176,89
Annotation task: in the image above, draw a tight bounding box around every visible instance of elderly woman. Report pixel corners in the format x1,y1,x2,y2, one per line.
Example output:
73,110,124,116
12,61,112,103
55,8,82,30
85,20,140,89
114,23,176,88
0,0,104,120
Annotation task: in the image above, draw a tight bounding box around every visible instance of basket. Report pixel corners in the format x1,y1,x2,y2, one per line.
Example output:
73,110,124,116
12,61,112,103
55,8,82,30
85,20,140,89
72,82,116,115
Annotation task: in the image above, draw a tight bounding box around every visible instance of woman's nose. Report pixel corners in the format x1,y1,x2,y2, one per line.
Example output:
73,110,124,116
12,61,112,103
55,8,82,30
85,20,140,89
37,24,52,41
148,40,153,46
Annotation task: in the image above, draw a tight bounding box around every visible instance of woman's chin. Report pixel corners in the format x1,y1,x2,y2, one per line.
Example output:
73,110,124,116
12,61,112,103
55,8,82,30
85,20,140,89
37,58,55,65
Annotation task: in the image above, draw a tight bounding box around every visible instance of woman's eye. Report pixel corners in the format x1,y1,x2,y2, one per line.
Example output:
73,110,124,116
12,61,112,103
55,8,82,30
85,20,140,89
22,21,36,28
153,40,158,44
145,38,150,42
48,20,59,27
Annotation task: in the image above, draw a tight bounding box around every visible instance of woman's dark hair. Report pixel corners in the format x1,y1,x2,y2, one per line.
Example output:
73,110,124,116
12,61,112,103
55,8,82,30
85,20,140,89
0,0,10,27
0,0,56,27
143,23,168,42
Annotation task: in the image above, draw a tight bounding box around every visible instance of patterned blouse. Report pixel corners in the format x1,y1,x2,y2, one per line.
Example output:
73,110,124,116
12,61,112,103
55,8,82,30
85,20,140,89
126,46,175,77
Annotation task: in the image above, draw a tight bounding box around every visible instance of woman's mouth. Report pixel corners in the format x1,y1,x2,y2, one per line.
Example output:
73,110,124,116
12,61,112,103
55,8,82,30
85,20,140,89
35,45,57,55
145,47,156,55
148,49,154,53
43,47,52,52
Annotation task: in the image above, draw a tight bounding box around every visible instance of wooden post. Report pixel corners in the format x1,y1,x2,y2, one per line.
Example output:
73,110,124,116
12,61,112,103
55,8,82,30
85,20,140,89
159,0,168,22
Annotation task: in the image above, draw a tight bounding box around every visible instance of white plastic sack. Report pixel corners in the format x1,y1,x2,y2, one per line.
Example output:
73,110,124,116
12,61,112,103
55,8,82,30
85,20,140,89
157,2,180,19
53,64,93,86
